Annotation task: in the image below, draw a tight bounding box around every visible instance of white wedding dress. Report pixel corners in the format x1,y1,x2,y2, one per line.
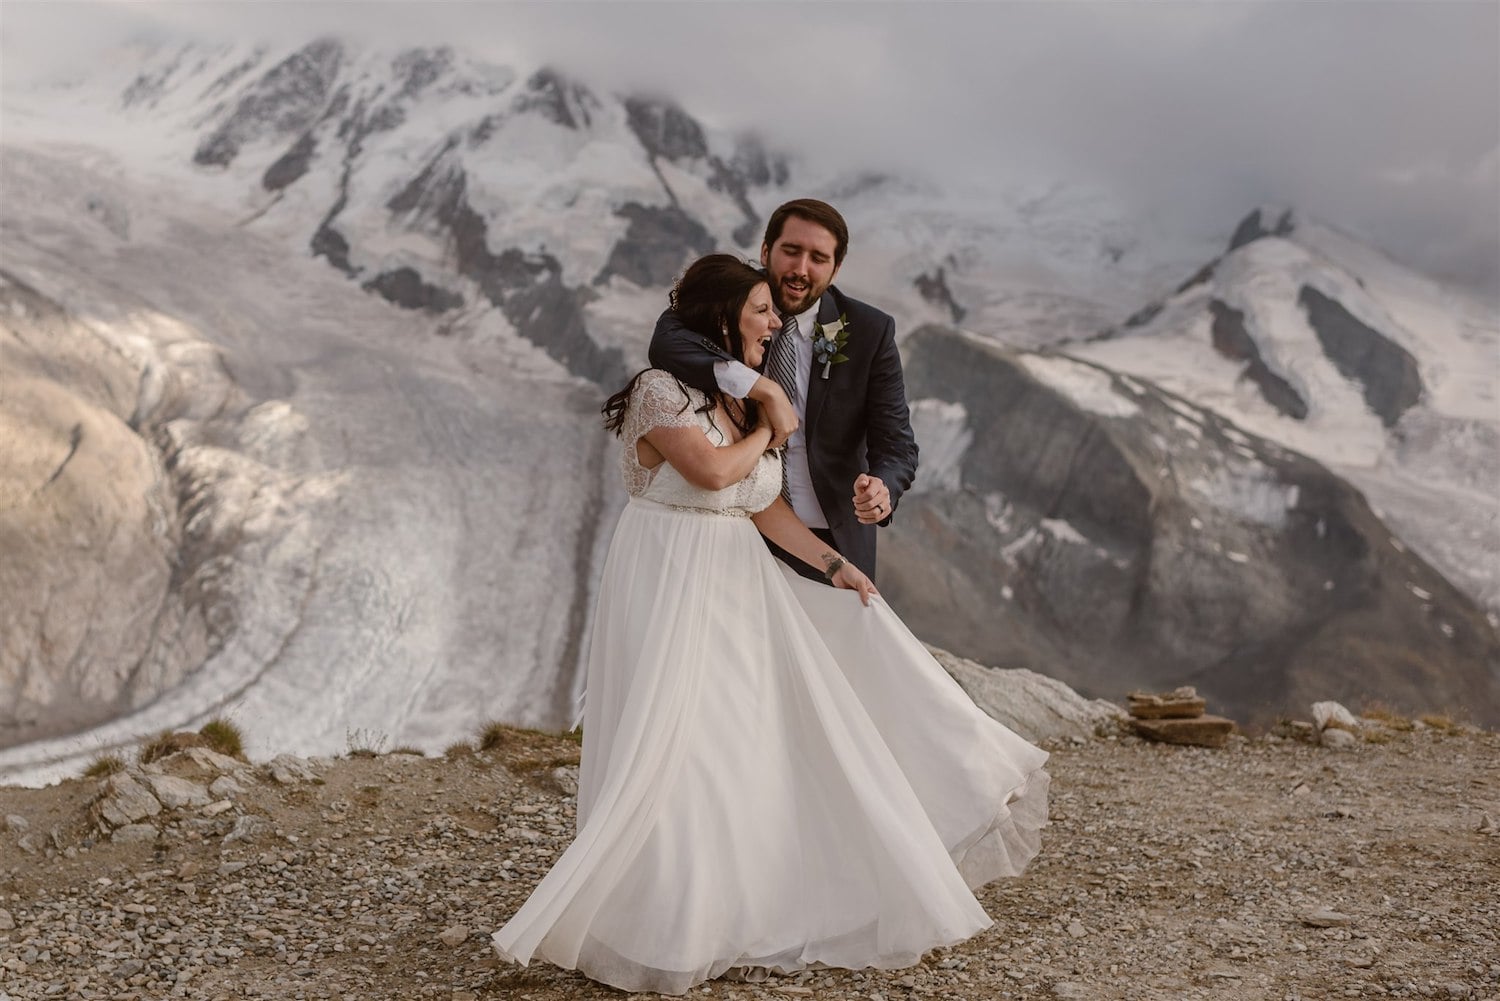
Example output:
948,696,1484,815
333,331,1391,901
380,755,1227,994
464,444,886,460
491,370,1049,995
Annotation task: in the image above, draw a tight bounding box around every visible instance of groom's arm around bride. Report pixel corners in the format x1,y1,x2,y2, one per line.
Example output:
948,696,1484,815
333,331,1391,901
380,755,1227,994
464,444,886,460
649,198,917,583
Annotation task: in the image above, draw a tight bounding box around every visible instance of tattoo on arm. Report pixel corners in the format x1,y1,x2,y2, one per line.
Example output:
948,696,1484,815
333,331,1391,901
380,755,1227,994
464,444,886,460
819,551,840,570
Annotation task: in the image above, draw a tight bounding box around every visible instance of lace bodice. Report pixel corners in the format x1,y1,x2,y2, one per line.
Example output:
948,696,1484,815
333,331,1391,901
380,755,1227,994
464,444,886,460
619,370,781,515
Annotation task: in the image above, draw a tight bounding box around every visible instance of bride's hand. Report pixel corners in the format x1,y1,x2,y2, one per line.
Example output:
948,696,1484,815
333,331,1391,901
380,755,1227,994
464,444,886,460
831,562,879,606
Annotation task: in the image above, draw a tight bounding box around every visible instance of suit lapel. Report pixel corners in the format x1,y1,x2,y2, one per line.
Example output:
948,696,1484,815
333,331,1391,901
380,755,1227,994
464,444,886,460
804,292,841,433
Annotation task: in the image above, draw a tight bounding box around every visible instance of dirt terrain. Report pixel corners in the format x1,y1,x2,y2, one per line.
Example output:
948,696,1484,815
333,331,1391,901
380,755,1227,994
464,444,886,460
1,723,1496,1001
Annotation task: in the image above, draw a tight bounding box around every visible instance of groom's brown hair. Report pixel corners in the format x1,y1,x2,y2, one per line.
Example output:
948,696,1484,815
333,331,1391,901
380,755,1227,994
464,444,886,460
763,199,849,266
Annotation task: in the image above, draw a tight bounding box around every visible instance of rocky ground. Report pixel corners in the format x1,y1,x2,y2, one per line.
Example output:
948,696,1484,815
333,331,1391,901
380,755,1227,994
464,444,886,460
1,722,1497,1001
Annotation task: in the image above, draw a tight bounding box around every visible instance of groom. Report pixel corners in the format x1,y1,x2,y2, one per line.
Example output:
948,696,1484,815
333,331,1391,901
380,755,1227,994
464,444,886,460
649,198,918,583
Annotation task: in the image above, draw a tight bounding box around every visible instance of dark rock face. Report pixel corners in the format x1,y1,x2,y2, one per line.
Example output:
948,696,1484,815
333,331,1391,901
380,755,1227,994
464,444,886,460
391,47,452,100
200,50,267,102
729,136,789,189
595,203,715,289
1228,207,1296,253
1121,302,1163,329
624,96,709,162
311,165,356,276
262,132,317,191
122,46,188,109
362,268,463,314
915,268,967,324
883,325,1500,726
1175,262,1216,296
1299,286,1423,427
513,68,598,130
194,39,344,168
387,147,623,384
1209,299,1309,419
311,224,354,276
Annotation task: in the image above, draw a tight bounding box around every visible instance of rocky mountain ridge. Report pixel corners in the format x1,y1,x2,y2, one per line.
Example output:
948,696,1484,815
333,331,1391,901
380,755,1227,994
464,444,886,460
1071,207,1500,615
886,326,1499,725
0,708,1495,1001
1,37,1496,778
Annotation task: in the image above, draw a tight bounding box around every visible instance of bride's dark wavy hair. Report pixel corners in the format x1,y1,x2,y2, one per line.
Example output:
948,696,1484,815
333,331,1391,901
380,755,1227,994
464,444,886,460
603,254,767,437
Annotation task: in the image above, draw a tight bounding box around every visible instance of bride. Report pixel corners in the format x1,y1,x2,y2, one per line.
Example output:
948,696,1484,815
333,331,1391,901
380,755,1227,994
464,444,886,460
491,254,1050,995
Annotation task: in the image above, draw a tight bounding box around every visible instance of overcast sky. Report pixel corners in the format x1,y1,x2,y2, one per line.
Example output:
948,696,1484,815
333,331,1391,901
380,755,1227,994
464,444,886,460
4,1,1497,298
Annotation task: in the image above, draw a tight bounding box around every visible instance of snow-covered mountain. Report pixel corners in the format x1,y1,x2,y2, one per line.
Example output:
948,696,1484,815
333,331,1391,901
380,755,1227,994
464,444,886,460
4,38,1203,356
1068,208,1500,615
1,37,1495,783
886,326,1497,723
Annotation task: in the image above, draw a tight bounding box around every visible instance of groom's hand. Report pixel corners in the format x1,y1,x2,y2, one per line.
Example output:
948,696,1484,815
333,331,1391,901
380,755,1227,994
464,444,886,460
749,376,798,449
853,474,891,525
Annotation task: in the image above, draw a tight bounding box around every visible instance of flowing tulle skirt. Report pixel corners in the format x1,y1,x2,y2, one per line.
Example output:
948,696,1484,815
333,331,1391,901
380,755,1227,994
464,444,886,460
491,497,1049,995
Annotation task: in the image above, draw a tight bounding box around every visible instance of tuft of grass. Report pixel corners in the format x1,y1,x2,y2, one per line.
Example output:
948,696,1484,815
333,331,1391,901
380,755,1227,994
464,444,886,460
346,728,389,758
1359,701,1415,731
83,753,126,778
444,742,475,759
476,720,510,752
198,717,245,758
138,730,177,765
1418,712,1459,733
389,745,425,757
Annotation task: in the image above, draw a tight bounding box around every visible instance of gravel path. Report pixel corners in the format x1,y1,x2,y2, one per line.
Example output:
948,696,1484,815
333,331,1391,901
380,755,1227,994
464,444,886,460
1,726,1496,1001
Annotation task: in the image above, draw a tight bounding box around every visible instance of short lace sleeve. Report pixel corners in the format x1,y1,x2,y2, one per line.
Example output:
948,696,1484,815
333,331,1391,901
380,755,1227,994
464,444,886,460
627,370,700,441
620,370,706,497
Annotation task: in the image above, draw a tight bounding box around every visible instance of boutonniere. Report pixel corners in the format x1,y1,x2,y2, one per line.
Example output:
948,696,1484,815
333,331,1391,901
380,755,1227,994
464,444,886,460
812,314,851,379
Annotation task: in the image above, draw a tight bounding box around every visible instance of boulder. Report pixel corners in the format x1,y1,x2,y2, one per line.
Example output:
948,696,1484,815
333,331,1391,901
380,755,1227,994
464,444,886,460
1312,701,1359,732
1132,716,1236,749
111,823,160,844
1319,727,1359,750
208,775,245,799
264,754,318,784
184,747,253,775
92,773,163,828
927,646,1126,743
1128,688,1208,719
222,814,272,845
142,774,211,810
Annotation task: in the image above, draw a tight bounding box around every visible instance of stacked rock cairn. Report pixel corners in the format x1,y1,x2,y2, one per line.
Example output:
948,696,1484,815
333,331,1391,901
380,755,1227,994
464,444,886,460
1126,686,1235,748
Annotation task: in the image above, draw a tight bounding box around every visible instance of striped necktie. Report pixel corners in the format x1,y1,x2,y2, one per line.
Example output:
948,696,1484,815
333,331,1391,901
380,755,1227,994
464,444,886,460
765,312,800,407
764,313,800,502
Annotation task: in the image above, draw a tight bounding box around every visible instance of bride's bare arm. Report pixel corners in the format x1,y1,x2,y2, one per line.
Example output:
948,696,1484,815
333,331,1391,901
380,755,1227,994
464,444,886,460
750,498,878,605
641,423,773,492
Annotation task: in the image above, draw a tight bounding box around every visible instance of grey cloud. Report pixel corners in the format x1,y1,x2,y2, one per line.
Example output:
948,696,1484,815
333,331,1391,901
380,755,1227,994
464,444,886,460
3,1,1495,296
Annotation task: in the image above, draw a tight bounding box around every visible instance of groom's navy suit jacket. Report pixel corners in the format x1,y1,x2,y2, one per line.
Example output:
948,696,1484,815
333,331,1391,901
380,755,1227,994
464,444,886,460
648,283,919,582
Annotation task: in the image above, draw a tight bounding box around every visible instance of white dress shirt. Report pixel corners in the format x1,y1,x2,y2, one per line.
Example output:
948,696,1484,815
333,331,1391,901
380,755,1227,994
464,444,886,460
713,301,828,528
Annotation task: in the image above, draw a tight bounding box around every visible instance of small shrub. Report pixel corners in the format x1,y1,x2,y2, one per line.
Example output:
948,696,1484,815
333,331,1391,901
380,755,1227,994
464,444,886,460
1359,701,1415,731
138,730,177,765
198,717,245,758
346,728,389,758
476,720,509,752
389,745,425,757
444,742,475,759
83,753,126,778
1418,713,1459,733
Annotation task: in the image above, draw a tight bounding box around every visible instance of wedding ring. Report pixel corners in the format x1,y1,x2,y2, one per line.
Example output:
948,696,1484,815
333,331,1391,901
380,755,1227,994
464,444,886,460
875,503,884,514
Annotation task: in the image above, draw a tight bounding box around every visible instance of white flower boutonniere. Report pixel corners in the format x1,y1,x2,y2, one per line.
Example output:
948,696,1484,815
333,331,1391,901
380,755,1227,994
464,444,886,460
812,314,852,379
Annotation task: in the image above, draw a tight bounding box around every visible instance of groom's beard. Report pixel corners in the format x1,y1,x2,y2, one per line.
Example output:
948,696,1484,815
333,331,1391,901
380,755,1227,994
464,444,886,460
773,272,826,315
